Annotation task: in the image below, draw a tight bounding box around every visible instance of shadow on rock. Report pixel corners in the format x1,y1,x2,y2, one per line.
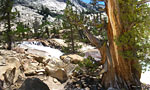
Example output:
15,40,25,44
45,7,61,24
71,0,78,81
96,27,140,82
19,77,50,90
0,79,3,90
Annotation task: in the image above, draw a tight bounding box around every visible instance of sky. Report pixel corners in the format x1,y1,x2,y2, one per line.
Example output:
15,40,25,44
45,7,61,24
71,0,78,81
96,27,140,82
81,0,105,5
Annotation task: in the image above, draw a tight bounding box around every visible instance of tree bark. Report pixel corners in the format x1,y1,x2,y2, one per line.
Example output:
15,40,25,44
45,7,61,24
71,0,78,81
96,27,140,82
84,0,141,89
103,0,141,89
6,12,12,50
45,27,50,38
70,28,75,53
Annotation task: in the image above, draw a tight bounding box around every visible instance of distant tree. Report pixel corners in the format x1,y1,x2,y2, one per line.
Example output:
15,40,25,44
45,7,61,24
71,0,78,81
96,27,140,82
0,0,17,50
33,16,52,39
33,17,40,38
15,22,30,40
38,5,64,39
90,0,99,6
39,20,51,38
62,0,81,53
39,5,50,21
50,15,64,38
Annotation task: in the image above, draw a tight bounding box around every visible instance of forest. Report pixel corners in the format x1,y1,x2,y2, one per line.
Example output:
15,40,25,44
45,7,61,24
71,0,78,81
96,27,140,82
0,0,150,90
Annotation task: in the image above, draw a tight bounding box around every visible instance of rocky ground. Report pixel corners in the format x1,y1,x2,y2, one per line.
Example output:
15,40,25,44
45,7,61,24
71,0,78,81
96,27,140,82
0,38,102,90
0,39,150,90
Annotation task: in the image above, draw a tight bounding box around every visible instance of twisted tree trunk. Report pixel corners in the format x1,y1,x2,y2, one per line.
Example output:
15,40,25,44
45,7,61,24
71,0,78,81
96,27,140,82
84,0,141,89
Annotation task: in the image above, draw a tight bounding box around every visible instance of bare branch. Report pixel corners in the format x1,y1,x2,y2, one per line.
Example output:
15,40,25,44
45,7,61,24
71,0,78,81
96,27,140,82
83,30,105,48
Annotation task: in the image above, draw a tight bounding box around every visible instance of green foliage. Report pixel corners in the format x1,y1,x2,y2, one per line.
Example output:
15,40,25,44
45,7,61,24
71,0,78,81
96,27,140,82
38,5,49,20
62,0,108,53
62,0,82,53
0,22,31,42
118,0,150,31
76,8,108,42
85,14,108,39
38,5,62,19
40,20,51,29
32,18,52,39
51,27,59,34
14,22,30,40
117,0,150,70
90,0,99,6
16,22,30,33
77,56,100,72
0,0,18,49
0,0,18,20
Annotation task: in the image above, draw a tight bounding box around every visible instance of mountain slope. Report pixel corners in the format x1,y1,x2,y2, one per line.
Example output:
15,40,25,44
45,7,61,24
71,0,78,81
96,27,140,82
14,0,104,11
12,0,104,26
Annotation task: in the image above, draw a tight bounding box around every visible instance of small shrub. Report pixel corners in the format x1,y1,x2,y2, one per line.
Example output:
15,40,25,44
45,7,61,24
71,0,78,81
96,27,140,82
77,56,100,73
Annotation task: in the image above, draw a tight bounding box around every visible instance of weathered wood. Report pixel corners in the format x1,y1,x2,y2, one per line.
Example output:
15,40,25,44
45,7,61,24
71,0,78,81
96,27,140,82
83,30,107,65
6,12,12,50
83,30,105,48
84,0,141,89
102,0,141,89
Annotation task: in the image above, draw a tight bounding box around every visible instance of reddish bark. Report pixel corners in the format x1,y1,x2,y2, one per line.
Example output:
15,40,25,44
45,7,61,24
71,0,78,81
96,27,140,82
84,0,141,89
101,0,141,89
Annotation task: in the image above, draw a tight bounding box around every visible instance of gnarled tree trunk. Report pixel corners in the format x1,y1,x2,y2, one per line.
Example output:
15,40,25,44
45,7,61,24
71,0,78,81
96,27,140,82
104,0,141,89
84,0,141,89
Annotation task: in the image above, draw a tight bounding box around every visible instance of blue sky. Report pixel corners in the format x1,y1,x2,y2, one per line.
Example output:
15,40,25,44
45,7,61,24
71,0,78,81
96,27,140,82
81,0,105,5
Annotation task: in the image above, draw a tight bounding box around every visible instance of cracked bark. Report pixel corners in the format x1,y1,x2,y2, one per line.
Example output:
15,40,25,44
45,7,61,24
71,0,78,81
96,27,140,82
83,0,141,89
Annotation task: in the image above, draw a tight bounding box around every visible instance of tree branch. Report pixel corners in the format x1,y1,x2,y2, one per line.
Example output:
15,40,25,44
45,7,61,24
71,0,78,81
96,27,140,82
137,0,150,6
83,30,105,48
127,22,136,31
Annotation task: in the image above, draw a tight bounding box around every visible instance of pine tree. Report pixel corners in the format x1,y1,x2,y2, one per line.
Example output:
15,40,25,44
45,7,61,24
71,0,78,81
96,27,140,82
15,22,30,40
62,0,81,53
0,0,17,50
82,0,150,89
33,17,40,39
